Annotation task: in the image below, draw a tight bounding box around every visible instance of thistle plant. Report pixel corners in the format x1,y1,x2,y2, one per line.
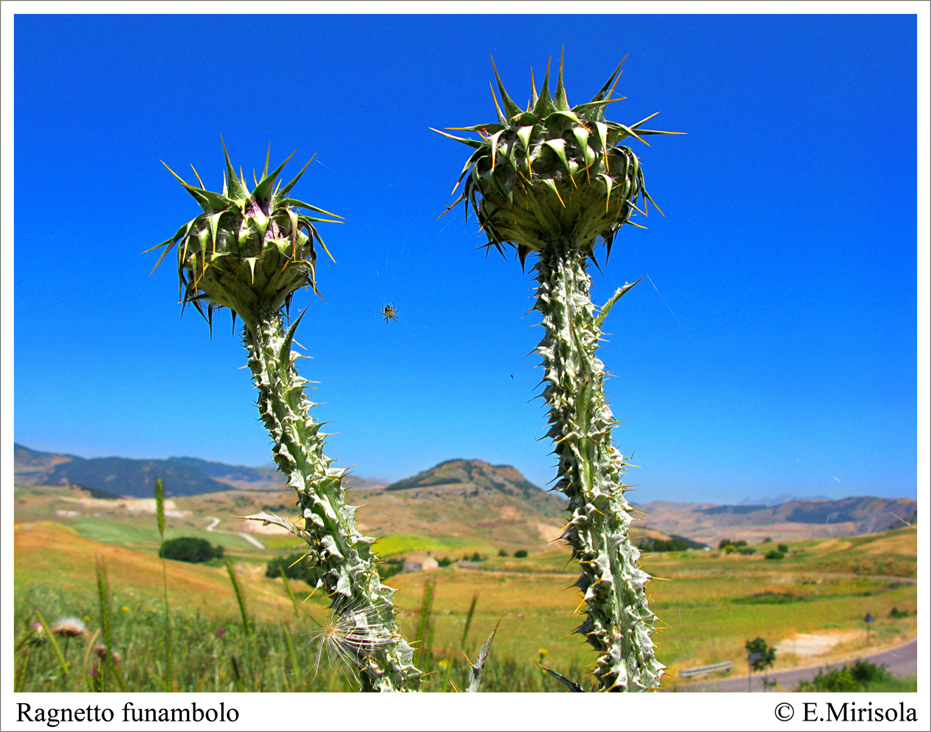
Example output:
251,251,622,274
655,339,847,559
436,55,682,691
148,141,421,692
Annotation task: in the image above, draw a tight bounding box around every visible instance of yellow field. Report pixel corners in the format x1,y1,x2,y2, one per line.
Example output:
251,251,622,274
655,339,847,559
14,518,917,690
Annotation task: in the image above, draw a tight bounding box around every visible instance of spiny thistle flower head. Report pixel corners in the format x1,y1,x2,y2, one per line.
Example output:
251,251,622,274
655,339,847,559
435,52,682,268
148,139,342,330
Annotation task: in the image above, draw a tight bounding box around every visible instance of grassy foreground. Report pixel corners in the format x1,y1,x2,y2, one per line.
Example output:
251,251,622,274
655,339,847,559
13,520,917,692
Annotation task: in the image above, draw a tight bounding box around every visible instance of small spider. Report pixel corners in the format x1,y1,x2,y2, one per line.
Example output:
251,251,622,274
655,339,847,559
381,303,399,323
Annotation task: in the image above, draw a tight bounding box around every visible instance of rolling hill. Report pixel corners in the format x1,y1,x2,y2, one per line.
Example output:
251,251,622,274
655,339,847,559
14,445,916,550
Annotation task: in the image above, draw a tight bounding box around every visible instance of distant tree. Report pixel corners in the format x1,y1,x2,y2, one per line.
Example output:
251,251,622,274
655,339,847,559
266,553,322,586
745,637,776,684
377,561,404,581
469,552,482,562
777,543,789,554
159,537,222,564
513,549,528,558
640,537,689,553
764,550,785,560
437,556,453,568
498,549,508,557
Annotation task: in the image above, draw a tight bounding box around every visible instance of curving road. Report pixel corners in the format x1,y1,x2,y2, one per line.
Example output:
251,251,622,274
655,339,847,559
205,516,266,549
674,640,917,692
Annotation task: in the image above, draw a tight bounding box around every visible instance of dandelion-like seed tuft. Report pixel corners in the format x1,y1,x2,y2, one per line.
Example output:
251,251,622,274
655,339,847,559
50,616,89,639
300,595,396,689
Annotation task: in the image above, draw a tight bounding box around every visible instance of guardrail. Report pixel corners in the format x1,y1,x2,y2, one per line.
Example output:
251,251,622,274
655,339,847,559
678,660,733,678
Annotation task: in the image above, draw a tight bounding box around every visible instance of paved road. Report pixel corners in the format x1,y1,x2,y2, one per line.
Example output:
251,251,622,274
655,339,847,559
674,640,917,692
205,516,266,549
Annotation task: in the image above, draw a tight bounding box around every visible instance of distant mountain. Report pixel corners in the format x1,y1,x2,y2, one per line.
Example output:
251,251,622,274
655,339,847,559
169,456,285,491
694,497,917,532
350,458,567,550
14,444,226,497
49,457,232,498
387,458,552,499
15,444,409,498
634,497,918,547
738,493,831,507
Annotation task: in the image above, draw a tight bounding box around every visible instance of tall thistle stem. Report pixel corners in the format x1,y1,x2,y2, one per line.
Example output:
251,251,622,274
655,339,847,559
151,143,421,692
534,240,663,691
436,54,681,691
243,309,421,692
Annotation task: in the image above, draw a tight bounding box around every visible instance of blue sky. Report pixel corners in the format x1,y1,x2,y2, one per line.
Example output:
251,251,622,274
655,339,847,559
6,9,927,505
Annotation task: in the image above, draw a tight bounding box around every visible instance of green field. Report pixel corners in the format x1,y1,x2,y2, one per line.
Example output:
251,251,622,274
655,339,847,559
13,509,917,693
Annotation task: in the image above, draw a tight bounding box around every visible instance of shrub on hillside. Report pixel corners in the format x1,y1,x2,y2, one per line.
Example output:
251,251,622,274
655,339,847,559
513,549,528,558
796,659,891,692
764,550,785,560
159,537,223,564
777,543,790,553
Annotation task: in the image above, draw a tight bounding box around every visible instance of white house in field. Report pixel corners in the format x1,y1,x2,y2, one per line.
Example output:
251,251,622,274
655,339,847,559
402,555,439,573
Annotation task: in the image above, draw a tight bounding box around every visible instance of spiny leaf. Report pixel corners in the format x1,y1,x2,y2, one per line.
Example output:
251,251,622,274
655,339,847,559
532,57,554,117
466,619,501,692
553,47,570,111
430,127,485,149
161,161,234,212
280,198,344,220
595,276,644,329
276,154,315,200
252,149,297,202
220,136,250,200
490,55,522,120
542,665,587,692
589,56,626,105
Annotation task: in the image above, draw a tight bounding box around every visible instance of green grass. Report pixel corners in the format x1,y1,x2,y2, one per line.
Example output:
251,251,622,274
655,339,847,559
65,516,258,550
12,582,567,692
863,675,918,692
370,533,486,558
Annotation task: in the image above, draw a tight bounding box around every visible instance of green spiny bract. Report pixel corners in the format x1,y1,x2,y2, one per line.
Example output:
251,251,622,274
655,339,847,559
438,55,680,691
147,139,341,332
434,53,680,269
149,143,421,692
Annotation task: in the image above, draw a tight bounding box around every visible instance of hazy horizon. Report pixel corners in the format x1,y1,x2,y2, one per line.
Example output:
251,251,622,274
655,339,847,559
13,441,918,505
